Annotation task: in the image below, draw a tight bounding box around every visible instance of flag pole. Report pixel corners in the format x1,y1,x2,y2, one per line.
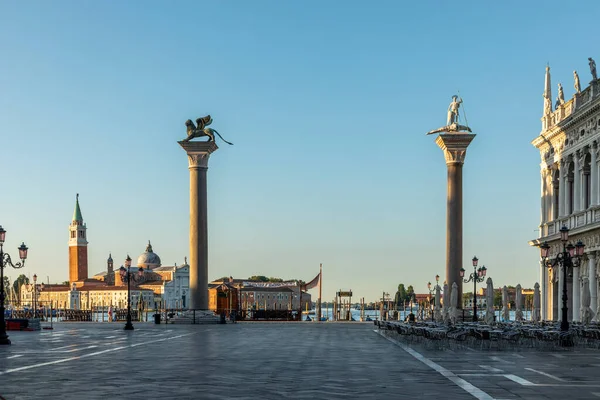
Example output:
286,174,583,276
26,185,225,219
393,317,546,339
318,263,322,322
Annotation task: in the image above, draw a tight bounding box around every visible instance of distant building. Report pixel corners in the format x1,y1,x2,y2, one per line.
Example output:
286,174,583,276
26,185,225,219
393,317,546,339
208,277,311,313
23,195,187,309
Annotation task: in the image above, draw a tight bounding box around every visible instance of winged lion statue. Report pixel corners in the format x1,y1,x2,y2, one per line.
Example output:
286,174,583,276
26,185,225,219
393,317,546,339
183,115,233,145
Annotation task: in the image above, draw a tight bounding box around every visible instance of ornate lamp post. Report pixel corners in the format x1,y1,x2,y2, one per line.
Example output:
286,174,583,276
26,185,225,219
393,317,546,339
539,225,585,334
32,274,37,319
460,256,487,322
119,255,143,331
427,281,434,321
0,225,29,345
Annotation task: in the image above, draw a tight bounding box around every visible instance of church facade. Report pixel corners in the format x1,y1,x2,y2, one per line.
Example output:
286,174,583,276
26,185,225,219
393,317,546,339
23,195,188,310
530,58,600,321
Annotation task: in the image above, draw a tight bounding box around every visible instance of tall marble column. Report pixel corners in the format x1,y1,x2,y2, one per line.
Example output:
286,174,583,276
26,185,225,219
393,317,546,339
179,141,218,310
435,133,476,307
558,160,565,217
558,265,564,322
591,142,598,206
590,252,597,314
574,151,581,212
540,259,547,320
540,169,547,225
572,266,580,321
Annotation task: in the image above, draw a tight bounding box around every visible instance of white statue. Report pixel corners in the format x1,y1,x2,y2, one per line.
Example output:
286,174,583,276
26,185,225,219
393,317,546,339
544,96,552,115
574,70,581,94
557,83,565,104
447,95,463,126
426,95,472,135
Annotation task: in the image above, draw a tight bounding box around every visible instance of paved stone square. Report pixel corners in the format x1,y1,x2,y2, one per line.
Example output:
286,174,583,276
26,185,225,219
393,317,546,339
1,322,600,399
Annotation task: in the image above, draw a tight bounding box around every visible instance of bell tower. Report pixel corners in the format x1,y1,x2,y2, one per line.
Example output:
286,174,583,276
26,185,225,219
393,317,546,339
69,193,88,283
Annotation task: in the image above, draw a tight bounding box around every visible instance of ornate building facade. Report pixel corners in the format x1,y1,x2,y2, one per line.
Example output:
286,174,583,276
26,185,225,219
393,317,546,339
530,59,600,321
23,196,188,310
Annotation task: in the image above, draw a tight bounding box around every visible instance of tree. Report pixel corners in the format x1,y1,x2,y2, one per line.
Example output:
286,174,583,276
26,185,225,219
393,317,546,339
13,274,29,305
493,289,502,307
247,276,269,282
395,284,407,308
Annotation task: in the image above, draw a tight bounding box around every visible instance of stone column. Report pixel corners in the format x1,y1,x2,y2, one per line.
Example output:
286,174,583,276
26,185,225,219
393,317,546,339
574,151,581,212
558,160,565,217
592,142,598,206
540,259,547,320
590,252,597,314
548,268,555,320
540,169,547,225
178,141,218,310
435,133,476,308
572,266,580,321
558,265,563,322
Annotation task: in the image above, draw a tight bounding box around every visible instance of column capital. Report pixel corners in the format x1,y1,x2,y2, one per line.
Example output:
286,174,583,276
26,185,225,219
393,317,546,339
589,251,597,260
178,141,219,169
435,133,476,165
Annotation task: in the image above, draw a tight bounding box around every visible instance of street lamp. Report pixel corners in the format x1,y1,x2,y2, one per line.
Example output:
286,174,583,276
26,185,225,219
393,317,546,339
427,281,434,321
0,225,29,345
539,225,585,336
460,256,487,322
32,274,37,319
119,255,143,331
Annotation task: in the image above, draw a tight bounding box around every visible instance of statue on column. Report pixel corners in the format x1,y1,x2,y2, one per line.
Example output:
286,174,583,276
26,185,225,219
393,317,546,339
447,95,462,125
183,115,234,145
426,95,472,135
589,58,597,81
574,70,581,94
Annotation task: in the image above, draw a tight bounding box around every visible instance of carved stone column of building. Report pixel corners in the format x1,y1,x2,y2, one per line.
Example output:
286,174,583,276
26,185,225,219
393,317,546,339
435,133,476,308
540,168,547,226
572,265,581,321
558,160,565,217
574,150,581,212
548,267,555,320
540,258,547,320
558,265,564,322
590,252,598,314
178,141,219,310
592,142,598,206
566,172,573,216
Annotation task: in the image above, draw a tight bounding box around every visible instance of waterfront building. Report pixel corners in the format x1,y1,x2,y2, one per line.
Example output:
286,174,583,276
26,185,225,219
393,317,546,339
208,277,312,313
530,61,600,321
21,195,186,310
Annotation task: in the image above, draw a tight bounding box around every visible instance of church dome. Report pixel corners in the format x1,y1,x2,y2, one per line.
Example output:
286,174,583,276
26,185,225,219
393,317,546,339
137,241,161,269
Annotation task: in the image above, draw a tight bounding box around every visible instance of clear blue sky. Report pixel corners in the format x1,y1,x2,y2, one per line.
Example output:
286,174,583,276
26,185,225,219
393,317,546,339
1,1,598,302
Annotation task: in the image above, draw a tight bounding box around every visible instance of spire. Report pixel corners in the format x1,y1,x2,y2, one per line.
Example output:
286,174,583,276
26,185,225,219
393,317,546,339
72,193,83,222
543,64,552,115
544,64,552,99
146,240,153,253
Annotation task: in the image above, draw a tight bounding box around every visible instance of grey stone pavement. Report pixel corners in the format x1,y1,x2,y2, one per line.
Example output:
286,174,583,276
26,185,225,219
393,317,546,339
1,322,600,399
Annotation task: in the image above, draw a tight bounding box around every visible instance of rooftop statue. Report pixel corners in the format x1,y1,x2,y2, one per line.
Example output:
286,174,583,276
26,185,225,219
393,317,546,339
574,70,581,94
182,115,233,145
555,83,565,108
426,95,472,135
589,58,597,81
